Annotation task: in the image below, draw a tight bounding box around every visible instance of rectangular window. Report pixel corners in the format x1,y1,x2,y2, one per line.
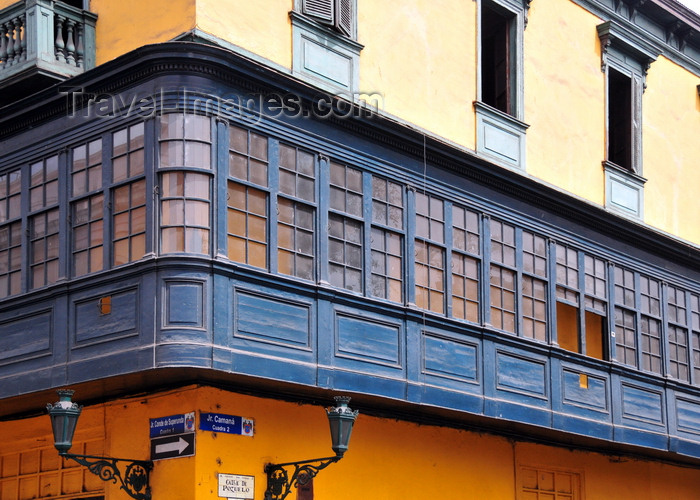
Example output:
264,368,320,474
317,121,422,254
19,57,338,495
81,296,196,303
29,155,58,213
30,208,59,288
475,0,527,170
227,183,267,269
71,138,105,277
451,206,480,323
72,139,102,197
72,194,104,276
584,255,607,360
160,114,211,169
370,176,404,303
519,466,581,500
555,245,608,359
599,21,652,185
328,162,363,292
522,231,547,342
0,221,22,298
112,123,147,267
481,1,514,115
640,276,662,374
227,125,269,269
278,198,314,280
668,285,690,382
113,123,144,182
608,67,633,171
113,180,146,266
160,172,210,254
415,193,445,314
614,266,637,366
0,169,22,298
229,125,268,187
691,294,700,385
490,219,516,332
29,155,60,289
0,169,21,223
555,245,580,352
277,144,316,280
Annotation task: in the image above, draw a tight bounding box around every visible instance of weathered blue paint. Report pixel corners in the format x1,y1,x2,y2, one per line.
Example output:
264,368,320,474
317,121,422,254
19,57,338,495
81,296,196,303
75,287,139,344
422,332,479,385
165,281,204,327
235,289,311,349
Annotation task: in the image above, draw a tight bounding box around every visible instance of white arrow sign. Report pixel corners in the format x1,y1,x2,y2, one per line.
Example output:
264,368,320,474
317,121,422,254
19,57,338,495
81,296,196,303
155,436,189,455
151,433,195,460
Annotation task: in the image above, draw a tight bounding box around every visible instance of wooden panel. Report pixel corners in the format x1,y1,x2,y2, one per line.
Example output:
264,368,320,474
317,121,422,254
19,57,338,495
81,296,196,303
496,351,547,399
165,281,204,327
676,397,700,436
75,287,139,343
335,312,401,368
621,383,664,425
562,369,608,412
0,311,51,364
235,290,311,350
422,332,478,384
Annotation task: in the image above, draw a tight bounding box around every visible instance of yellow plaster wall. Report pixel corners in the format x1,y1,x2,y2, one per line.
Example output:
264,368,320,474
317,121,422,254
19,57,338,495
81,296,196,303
524,0,606,205
4,386,700,499
642,56,700,245
0,406,106,499
89,0,196,65
194,0,293,70
0,0,17,10
515,442,700,499
188,386,515,499
358,0,477,149
190,0,479,150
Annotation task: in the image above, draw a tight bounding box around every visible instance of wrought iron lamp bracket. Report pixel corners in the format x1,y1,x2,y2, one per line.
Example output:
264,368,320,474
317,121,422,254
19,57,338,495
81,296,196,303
60,452,153,500
264,456,341,500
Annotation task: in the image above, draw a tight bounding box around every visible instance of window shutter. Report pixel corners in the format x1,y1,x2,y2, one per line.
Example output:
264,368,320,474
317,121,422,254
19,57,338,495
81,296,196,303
336,0,353,37
631,73,643,173
303,0,334,24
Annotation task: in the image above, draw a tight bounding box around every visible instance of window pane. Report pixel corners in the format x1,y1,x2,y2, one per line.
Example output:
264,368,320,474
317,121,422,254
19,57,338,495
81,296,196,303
113,180,147,266
277,198,315,280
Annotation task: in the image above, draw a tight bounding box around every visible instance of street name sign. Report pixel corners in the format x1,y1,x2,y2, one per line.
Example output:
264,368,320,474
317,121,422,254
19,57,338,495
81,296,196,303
218,474,255,499
149,412,195,438
200,412,254,436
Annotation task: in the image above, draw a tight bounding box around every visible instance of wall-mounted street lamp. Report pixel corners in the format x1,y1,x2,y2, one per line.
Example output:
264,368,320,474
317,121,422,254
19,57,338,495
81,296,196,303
47,389,153,500
264,396,359,500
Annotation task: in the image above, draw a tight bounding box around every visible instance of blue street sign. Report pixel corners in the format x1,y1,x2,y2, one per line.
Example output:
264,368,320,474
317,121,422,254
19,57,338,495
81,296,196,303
200,412,254,436
149,412,195,438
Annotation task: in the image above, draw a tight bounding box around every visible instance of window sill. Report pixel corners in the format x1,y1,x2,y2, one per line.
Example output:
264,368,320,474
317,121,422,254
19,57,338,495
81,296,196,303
474,101,529,171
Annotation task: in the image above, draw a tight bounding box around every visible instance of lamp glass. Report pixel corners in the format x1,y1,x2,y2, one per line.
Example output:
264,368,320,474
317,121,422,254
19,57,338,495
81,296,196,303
47,390,82,454
326,396,358,457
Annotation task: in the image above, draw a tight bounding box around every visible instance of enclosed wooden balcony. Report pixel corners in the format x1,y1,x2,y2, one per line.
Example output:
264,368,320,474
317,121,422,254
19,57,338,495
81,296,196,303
0,0,96,106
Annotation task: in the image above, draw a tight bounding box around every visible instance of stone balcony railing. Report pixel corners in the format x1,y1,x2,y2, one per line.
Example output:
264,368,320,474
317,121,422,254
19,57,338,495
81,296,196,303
0,0,96,101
